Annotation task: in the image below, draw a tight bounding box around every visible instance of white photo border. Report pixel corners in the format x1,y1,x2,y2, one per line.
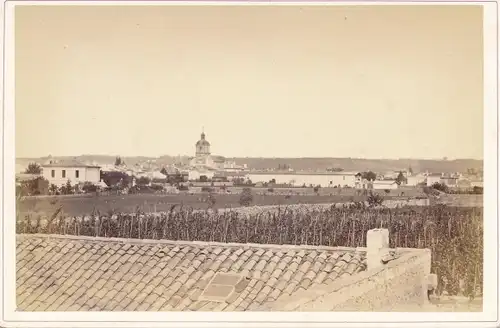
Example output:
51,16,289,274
1,1,498,327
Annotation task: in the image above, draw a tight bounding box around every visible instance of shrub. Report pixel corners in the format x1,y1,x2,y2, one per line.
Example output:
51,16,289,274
267,188,274,193
431,182,449,193
177,184,189,191
208,193,216,207
239,187,253,207
201,186,214,192
18,177,50,196
423,186,440,196
151,184,164,192
82,182,98,193
136,176,151,186
367,192,384,207
49,184,59,195
101,171,131,187
60,180,74,195
473,186,483,195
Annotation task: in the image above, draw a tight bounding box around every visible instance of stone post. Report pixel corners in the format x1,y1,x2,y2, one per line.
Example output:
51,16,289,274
366,228,389,270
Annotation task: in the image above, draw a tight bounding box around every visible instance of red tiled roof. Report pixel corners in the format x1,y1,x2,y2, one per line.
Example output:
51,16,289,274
16,234,367,311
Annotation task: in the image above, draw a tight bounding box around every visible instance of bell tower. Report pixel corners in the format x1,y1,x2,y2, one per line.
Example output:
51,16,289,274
195,128,211,157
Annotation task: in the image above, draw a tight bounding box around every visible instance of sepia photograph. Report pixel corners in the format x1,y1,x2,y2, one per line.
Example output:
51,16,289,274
2,0,499,327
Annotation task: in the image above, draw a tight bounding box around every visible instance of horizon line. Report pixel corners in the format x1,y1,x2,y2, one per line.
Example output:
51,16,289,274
15,154,485,162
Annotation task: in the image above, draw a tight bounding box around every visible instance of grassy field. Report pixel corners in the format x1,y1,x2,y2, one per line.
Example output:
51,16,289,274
18,192,374,217
18,186,482,217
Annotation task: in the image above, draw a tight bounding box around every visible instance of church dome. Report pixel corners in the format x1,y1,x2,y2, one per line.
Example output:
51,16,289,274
195,132,210,147
195,130,211,157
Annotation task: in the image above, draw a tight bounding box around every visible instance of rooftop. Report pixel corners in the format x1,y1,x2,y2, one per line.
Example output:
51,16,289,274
16,234,367,312
42,159,101,169
213,171,248,177
248,171,358,176
374,180,397,184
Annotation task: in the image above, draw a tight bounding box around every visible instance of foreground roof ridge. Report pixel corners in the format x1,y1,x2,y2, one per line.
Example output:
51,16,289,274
16,233,366,252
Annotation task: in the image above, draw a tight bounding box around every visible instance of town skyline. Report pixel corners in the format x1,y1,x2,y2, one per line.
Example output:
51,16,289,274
16,5,484,159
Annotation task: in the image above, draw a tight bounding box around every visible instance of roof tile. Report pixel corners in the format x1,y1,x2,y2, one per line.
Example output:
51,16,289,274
148,296,168,311
16,235,366,311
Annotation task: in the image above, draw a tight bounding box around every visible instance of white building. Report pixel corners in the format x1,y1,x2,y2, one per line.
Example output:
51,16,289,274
246,172,357,188
41,158,101,187
440,177,459,188
372,180,399,190
188,169,216,181
406,174,426,186
426,174,443,186
136,170,167,181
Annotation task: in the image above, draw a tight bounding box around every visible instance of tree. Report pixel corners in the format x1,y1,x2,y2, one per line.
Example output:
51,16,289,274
101,171,130,187
115,156,124,166
136,176,151,186
408,166,414,175
61,180,73,195
239,187,253,207
396,171,407,185
82,182,97,193
19,177,50,196
472,186,483,194
367,191,384,207
160,167,168,176
208,193,217,208
233,178,244,186
361,171,377,181
24,163,42,174
49,184,59,195
431,182,449,193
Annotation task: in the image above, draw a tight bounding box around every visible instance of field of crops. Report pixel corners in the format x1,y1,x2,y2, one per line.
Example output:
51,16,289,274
17,204,483,299
17,192,373,217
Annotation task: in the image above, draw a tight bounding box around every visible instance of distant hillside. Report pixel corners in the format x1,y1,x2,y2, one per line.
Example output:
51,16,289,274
16,155,483,174
226,157,483,174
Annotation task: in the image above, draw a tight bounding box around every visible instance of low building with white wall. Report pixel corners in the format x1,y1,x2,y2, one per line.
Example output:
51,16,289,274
372,180,399,190
247,171,357,188
188,169,216,181
426,174,443,186
41,159,101,187
407,174,426,186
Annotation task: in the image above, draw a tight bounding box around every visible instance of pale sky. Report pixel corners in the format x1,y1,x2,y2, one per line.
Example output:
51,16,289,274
15,4,484,159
